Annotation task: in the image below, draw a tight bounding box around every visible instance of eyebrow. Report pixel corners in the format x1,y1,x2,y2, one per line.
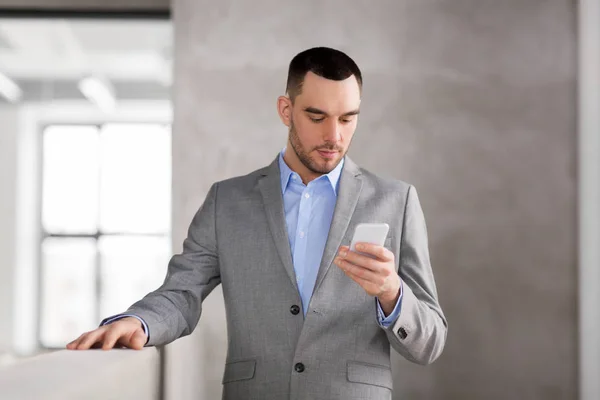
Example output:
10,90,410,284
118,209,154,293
303,107,360,117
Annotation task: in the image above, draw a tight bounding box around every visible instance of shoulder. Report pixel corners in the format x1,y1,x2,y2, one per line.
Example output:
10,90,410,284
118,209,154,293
353,162,413,198
211,163,271,195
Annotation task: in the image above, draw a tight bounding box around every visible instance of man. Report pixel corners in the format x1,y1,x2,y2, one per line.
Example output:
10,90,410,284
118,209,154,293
67,47,447,400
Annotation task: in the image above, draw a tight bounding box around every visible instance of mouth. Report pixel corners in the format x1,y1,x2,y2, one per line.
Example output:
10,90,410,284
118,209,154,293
317,149,338,159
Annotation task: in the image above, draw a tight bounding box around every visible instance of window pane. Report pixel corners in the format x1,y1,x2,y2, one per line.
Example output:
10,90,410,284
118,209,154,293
99,124,171,234
42,125,99,234
98,235,170,318
40,238,97,348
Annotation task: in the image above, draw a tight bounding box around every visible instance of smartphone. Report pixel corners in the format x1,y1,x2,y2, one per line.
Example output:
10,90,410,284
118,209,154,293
349,223,390,254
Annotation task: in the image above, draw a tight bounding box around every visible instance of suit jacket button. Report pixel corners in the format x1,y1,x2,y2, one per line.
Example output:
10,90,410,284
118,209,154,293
290,305,300,315
398,327,408,339
294,362,305,373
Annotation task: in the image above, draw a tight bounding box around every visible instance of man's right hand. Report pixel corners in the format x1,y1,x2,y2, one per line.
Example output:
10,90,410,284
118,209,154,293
66,317,148,351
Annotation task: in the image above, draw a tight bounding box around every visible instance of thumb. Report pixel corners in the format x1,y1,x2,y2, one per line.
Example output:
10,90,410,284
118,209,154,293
129,329,147,350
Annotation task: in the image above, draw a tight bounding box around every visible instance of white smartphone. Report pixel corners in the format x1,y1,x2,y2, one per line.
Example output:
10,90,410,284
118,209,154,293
349,223,390,254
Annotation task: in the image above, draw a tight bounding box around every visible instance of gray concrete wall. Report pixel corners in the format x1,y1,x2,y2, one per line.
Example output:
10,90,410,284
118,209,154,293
0,0,168,11
171,1,577,399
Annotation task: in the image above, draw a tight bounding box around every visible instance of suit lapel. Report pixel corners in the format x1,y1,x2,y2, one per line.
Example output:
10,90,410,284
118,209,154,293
257,157,298,290
313,157,363,294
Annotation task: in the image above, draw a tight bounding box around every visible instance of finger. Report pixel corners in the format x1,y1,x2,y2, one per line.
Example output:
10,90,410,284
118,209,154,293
354,242,393,262
77,329,105,350
341,265,378,293
335,257,382,285
121,329,147,350
130,330,147,350
347,271,374,289
102,329,121,350
68,333,89,350
343,250,382,273
346,267,397,298
66,333,86,350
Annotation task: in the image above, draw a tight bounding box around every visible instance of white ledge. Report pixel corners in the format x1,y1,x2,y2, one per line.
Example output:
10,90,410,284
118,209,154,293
0,348,161,400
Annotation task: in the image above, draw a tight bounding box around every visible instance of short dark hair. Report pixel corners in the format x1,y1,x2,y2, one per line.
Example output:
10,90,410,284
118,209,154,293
286,47,362,103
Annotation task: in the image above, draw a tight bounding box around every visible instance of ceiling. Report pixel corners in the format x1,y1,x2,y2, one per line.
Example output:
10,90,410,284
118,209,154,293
0,18,172,103
0,0,169,10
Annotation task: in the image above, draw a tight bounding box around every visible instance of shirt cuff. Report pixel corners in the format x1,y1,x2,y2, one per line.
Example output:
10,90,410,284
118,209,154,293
101,314,149,343
376,281,404,328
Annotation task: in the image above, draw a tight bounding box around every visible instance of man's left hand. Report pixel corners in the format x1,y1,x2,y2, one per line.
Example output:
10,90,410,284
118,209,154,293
334,243,401,314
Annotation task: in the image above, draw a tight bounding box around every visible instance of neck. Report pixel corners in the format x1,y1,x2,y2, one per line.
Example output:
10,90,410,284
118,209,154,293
283,142,321,185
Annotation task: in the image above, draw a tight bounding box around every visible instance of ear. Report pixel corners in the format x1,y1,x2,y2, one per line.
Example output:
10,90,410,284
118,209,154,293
277,95,292,127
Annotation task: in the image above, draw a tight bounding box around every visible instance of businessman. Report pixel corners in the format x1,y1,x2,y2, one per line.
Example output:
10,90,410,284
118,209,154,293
67,46,447,400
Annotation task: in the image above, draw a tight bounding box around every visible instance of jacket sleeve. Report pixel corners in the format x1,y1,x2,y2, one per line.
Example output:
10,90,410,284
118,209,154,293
114,182,221,346
382,185,448,365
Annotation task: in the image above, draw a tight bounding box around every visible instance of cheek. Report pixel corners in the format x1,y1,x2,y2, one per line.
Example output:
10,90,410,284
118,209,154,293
295,121,320,142
341,124,357,142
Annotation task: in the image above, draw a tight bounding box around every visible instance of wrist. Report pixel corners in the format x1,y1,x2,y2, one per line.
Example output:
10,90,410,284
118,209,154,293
379,288,400,305
378,282,401,316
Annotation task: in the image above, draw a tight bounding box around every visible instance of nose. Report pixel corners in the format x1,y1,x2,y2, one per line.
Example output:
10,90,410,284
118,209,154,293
323,119,342,143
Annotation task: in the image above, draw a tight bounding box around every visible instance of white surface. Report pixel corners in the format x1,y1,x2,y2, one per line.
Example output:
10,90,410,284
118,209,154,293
98,123,171,234
0,70,21,102
578,0,600,399
12,105,40,356
40,238,97,347
0,106,18,353
0,19,172,83
0,348,161,400
42,125,100,234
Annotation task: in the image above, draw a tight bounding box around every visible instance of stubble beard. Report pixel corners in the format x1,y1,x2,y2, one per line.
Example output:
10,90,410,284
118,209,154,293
288,118,345,175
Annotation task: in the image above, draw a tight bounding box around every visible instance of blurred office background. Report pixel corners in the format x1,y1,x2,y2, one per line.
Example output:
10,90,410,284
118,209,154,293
0,1,598,400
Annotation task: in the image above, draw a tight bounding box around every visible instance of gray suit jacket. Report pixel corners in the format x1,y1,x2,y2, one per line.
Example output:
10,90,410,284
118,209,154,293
122,155,447,400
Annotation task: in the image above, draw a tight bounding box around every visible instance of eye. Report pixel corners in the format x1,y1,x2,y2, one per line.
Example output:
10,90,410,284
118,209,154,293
310,117,324,123
340,118,352,124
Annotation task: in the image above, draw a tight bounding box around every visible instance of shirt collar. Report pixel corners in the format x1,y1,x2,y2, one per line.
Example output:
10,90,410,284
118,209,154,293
278,147,344,195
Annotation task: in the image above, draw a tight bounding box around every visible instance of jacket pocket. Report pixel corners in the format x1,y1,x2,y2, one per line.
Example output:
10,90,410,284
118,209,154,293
222,359,257,384
346,361,393,390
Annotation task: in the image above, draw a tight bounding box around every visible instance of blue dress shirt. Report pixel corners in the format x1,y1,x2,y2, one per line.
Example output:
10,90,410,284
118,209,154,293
277,149,402,326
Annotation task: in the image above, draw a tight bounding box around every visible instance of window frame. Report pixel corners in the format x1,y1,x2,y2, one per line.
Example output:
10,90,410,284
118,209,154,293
38,120,171,349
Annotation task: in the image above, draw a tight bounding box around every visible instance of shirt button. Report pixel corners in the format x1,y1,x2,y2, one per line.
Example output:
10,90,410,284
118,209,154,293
294,362,305,373
304,193,310,199
299,231,305,238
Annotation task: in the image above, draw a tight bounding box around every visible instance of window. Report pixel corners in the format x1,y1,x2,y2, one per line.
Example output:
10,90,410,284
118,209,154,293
40,123,171,348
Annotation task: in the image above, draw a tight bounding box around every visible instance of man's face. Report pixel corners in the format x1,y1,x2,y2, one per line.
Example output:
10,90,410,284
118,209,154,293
286,71,361,175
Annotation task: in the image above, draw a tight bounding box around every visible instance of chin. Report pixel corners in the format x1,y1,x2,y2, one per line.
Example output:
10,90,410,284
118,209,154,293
318,158,341,173
305,151,344,174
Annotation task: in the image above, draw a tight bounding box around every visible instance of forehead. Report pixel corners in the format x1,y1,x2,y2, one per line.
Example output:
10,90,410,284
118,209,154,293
295,71,361,115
